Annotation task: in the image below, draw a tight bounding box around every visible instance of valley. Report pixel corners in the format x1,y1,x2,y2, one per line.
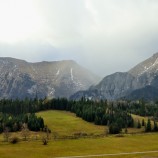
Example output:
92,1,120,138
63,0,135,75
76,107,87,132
0,110,158,158
1,0,158,157
1,54,158,158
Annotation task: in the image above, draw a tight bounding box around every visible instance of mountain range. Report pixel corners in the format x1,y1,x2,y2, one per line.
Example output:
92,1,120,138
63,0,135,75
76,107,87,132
0,57,99,99
71,52,158,101
1,53,158,100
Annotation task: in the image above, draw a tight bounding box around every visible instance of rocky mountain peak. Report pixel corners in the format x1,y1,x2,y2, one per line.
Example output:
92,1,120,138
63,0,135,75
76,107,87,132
71,52,158,101
152,52,158,58
128,52,158,77
0,57,100,99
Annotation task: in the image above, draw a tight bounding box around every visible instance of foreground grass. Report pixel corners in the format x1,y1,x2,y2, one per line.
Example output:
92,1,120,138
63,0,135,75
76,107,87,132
0,134,158,158
0,110,158,158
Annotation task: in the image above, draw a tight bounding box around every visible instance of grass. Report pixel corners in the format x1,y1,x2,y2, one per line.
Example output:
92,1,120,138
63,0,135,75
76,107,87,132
0,134,158,158
132,114,150,122
36,110,106,137
36,110,149,136
0,110,158,158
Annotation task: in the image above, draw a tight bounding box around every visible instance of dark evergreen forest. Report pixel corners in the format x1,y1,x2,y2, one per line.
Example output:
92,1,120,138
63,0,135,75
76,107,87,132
0,97,158,134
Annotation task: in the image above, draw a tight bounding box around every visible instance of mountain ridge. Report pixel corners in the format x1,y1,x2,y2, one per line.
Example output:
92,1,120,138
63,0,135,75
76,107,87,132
0,57,100,99
71,52,158,101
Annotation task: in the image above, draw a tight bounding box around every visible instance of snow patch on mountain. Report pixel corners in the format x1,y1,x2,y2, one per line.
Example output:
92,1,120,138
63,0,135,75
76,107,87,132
71,68,73,80
48,87,55,96
56,70,60,76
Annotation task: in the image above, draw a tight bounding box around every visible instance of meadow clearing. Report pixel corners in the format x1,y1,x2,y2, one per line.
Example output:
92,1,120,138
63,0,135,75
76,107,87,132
0,110,158,158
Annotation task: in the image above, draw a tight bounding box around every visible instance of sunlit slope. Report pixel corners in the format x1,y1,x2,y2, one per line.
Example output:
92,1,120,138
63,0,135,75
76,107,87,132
36,110,105,136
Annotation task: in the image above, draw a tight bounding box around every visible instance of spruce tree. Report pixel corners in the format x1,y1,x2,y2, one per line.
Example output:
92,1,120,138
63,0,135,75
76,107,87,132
153,120,158,131
145,118,151,132
137,120,141,128
125,125,128,134
142,119,145,126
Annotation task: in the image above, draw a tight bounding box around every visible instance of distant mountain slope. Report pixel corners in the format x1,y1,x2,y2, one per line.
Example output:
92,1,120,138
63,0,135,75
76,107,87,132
0,57,100,99
124,86,158,101
71,52,158,100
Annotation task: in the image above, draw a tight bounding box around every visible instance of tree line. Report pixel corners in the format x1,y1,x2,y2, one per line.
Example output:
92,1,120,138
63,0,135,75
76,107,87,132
0,113,44,133
0,97,158,134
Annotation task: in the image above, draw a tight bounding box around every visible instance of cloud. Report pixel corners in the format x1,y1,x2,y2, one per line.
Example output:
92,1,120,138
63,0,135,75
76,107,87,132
0,0,158,76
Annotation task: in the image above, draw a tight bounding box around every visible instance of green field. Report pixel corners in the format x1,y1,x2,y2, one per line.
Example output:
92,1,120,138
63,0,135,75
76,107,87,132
0,134,158,158
36,110,106,137
36,110,147,136
0,110,158,158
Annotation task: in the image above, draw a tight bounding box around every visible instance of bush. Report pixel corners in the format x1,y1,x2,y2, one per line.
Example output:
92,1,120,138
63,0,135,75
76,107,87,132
109,123,122,134
10,137,19,144
42,137,48,145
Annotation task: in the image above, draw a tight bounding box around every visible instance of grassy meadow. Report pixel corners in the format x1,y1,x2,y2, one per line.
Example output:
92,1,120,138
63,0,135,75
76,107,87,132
36,110,106,137
0,134,158,158
0,110,158,158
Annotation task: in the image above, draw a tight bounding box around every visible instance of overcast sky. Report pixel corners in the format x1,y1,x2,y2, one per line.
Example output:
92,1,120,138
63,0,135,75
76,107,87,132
0,0,158,77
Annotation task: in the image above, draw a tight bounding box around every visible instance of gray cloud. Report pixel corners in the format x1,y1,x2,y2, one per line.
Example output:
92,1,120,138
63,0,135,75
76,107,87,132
0,0,158,76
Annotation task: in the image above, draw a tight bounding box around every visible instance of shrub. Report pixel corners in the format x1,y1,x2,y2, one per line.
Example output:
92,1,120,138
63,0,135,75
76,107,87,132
42,137,48,145
109,123,122,134
10,137,19,144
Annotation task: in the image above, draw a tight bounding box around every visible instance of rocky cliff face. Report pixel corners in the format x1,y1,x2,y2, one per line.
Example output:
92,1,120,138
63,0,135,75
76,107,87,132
71,52,158,100
0,57,100,99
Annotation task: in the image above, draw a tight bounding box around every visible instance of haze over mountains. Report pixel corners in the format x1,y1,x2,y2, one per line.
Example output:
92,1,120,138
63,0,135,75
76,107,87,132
0,57,100,99
1,53,158,100
71,52,158,101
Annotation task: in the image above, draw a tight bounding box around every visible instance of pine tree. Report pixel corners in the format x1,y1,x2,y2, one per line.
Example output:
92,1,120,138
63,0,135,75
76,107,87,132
137,120,141,128
153,120,158,131
109,123,121,134
145,118,151,132
125,125,128,134
142,119,145,126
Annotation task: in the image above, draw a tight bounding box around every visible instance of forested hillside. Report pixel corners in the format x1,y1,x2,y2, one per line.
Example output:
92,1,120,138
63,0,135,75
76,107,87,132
0,98,158,134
